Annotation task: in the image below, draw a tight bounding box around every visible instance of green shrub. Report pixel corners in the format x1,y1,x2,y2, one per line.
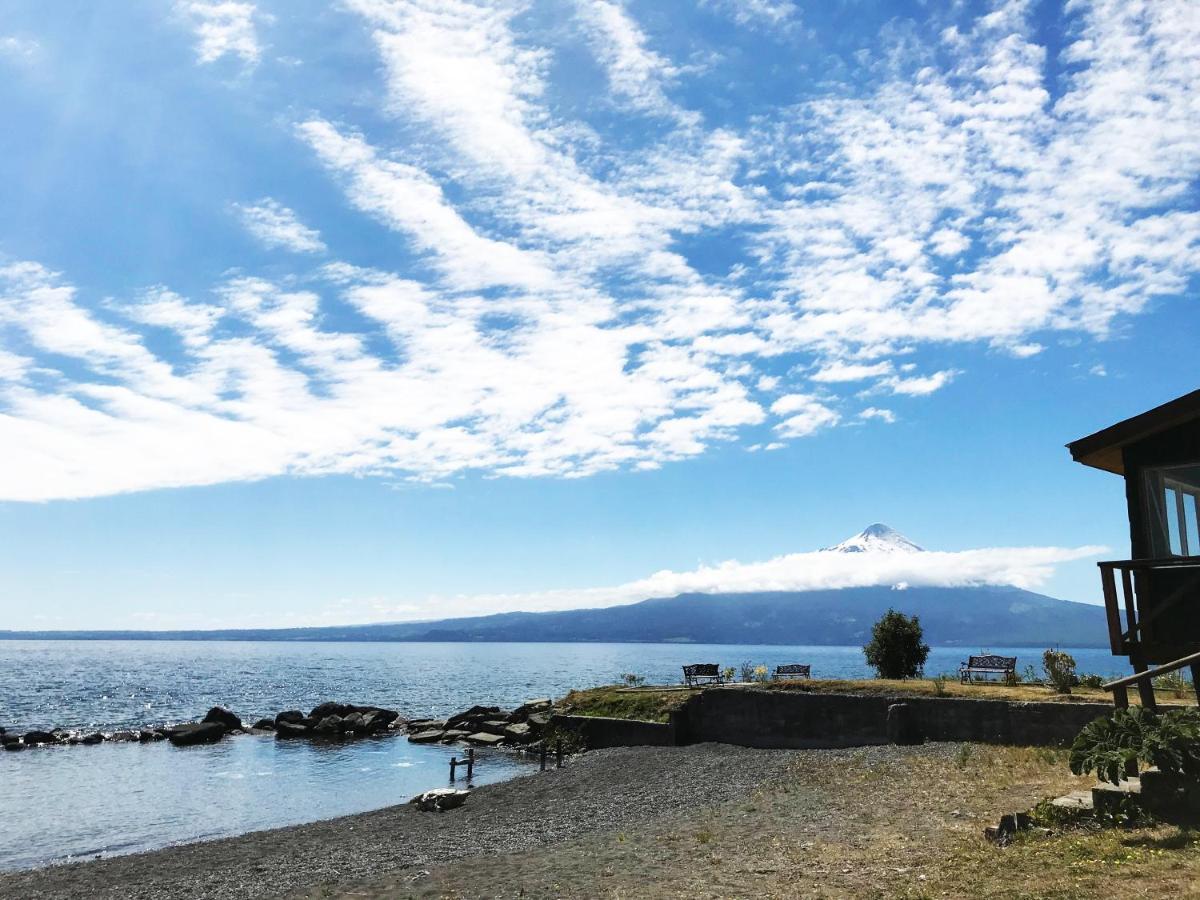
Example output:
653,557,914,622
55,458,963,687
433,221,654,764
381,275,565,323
1043,649,1077,694
1077,673,1106,689
1155,670,1193,699
722,666,736,683
739,660,756,683
862,609,930,680
620,673,645,687
1069,707,1200,785
931,673,949,696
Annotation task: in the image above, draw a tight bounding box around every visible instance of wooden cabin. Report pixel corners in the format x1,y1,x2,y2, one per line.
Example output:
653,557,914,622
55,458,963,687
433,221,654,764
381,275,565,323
1067,389,1200,700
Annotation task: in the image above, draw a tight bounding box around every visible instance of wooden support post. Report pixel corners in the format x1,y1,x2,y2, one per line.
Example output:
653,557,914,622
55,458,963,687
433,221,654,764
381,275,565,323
466,747,475,780
449,756,458,782
1131,658,1157,710
539,743,547,771
555,739,563,769
1112,684,1129,710
1191,663,1200,707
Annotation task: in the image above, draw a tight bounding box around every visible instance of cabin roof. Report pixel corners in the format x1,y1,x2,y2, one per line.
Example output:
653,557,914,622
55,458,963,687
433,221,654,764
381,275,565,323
1067,389,1200,475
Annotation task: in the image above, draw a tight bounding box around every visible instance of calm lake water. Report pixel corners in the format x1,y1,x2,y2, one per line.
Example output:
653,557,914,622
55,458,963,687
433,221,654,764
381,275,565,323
0,640,1129,871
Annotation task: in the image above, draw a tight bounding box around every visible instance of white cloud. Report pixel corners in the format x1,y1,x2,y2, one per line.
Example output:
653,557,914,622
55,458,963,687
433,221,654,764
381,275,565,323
576,0,692,122
2,0,1198,501
859,407,896,424
389,539,1108,620
235,199,326,253
702,0,798,29
176,1,261,65
0,35,39,64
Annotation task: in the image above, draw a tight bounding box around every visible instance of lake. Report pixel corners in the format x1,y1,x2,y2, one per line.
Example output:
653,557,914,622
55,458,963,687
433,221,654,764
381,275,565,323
0,640,1128,870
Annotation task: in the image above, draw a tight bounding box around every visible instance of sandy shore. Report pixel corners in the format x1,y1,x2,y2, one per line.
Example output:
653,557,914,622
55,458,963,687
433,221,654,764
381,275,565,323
0,743,797,900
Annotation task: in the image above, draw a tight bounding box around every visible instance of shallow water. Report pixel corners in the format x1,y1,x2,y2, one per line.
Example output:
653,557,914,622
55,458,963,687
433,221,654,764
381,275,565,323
0,640,1129,870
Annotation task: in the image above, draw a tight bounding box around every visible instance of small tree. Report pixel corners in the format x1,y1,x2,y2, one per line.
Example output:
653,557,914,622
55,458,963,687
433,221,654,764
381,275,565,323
863,609,930,679
1043,649,1077,694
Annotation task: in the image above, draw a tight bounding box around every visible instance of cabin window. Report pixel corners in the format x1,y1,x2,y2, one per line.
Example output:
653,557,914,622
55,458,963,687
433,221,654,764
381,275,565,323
1145,464,1200,557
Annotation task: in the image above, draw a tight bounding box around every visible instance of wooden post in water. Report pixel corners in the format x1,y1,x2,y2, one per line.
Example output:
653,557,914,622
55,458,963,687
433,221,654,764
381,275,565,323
539,743,547,771
466,747,475,780
555,739,563,769
449,755,458,782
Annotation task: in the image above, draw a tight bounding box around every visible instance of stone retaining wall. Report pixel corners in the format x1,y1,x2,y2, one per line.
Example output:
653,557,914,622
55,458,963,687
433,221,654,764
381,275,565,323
676,688,1111,749
550,714,676,748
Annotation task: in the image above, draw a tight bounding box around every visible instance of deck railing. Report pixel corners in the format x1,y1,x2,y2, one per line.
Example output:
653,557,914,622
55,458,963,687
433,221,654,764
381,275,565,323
1098,557,1200,656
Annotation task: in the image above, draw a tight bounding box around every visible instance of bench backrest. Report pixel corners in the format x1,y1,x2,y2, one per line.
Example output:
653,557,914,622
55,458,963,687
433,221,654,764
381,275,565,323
683,663,720,677
775,664,811,675
966,655,1017,669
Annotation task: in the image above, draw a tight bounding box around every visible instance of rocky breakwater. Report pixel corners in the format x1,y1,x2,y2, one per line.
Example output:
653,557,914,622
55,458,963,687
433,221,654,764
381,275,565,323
406,698,552,749
0,701,406,751
271,702,403,740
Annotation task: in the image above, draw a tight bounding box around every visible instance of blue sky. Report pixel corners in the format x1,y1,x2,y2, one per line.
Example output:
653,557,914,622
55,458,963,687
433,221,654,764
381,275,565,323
0,0,1197,630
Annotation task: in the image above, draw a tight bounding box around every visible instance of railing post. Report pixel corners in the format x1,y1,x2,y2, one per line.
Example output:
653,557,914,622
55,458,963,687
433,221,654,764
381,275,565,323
1112,685,1129,710
1192,663,1200,708
466,747,475,780
1131,658,1157,710
1100,563,1123,655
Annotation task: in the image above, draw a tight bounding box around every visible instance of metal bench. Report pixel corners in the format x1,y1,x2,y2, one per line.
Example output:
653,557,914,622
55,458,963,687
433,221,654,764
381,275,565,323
682,663,724,687
959,654,1017,684
774,664,811,679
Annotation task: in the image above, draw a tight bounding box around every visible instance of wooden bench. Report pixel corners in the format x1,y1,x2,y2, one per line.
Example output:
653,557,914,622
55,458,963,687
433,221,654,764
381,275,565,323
774,664,811,679
959,654,1017,684
682,663,724,687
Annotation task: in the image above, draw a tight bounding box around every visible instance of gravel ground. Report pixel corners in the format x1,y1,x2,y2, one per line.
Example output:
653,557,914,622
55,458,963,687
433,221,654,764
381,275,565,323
0,743,799,900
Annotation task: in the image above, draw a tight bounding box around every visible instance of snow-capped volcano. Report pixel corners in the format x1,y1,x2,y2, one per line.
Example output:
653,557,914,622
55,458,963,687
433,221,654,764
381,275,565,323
823,523,924,553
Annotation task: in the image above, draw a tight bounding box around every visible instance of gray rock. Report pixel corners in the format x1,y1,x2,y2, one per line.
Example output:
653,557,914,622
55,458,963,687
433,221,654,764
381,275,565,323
513,699,552,719
407,729,445,744
440,729,471,742
139,730,166,742
503,722,532,742
110,731,139,743
202,707,242,731
409,788,470,812
314,715,344,735
3,740,25,751
466,732,506,746
80,732,105,745
251,719,276,731
275,710,305,726
342,712,366,734
22,730,55,746
445,706,499,730
310,702,350,720
526,712,551,731
164,722,225,747
275,721,311,739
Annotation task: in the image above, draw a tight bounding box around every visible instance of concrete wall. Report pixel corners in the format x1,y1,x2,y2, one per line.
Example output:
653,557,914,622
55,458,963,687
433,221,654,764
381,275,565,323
677,688,1112,749
550,714,675,749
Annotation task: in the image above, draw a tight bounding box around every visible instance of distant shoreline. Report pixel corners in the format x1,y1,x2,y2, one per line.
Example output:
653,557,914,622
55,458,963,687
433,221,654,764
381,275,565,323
0,633,1111,648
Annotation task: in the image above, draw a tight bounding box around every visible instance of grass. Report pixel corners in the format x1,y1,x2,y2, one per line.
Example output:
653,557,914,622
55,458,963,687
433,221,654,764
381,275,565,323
557,677,1193,722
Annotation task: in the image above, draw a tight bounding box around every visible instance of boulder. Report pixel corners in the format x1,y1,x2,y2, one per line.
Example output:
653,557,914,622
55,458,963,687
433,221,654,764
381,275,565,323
407,729,445,744
410,788,470,812
3,740,24,751
80,732,105,745
484,720,509,733
275,721,311,739
526,712,551,731
275,710,305,726
342,712,366,734
513,699,552,720
314,715,344,735
310,702,350,720
202,707,242,731
441,729,471,743
503,722,532,742
110,731,138,743
22,730,56,746
1,732,20,747
251,719,276,731
406,719,446,733
138,730,166,743
371,709,401,727
165,722,225,747
446,706,499,730
466,732,506,746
